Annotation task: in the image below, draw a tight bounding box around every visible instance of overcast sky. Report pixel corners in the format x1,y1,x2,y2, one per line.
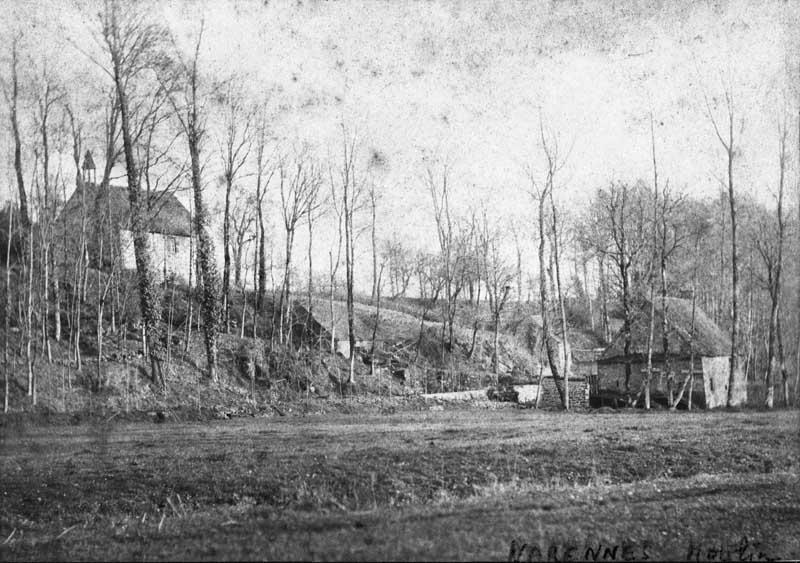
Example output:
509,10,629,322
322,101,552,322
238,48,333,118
183,0,797,219
2,0,798,284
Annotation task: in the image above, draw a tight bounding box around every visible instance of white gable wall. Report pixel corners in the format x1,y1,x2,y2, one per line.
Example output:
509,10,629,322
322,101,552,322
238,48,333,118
119,229,193,285
701,356,747,408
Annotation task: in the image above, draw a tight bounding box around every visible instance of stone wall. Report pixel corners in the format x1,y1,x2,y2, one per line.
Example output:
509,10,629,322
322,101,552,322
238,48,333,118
515,377,590,408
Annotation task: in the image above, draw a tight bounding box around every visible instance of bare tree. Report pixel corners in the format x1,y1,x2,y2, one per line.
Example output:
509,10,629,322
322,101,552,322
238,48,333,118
326,167,345,354
755,116,789,408
29,63,63,364
332,124,366,384
796,97,800,407
62,102,87,371
426,161,467,358
583,181,651,401
412,251,444,370
465,209,484,359
528,169,567,408
277,146,323,343
304,185,328,338
24,199,35,403
167,20,222,381
369,179,380,304
534,117,573,408
2,34,31,238
510,220,525,304
642,114,661,410
230,191,255,290
369,259,386,375
3,206,11,413
365,150,388,305
218,81,253,332
380,234,414,299
93,0,172,385
253,108,275,312
598,254,611,343
478,212,514,376
546,169,571,404
703,84,742,407
671,205,713,410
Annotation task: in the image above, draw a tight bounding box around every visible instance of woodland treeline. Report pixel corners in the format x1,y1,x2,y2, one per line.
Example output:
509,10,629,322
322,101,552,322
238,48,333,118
1,1,798,412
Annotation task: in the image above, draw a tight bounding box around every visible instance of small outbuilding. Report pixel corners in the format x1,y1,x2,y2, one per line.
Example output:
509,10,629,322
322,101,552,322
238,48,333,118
596,297,746,408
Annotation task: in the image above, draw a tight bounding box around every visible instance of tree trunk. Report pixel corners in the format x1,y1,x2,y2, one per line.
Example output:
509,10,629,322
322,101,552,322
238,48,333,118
39,88,54,364
796,105,800,407
672,240,700,410
96,239,104,391
468,271,482,360
765,279,778,408
307,210,314,339
726,126,739,408
777,316,788,406
54,276,61,343
257,194,267,312
187,117,221,381
764,122,787,408
370,263,384,375
345,194,356,385
25,226,35,404
279,228,295,344
661,238,671,405
549,188,570,408
4,206,13,413
185,204,194,351
223,174,232,332
621,258,632,399
583,260,594,333
10,38,31,239
329,250,337,354
370,187,377,304
492,311,500,375
538,188,566,407
599,255,610,343
233,233,244,289
115,80,163,386
515,230,523,304
644,284,656,410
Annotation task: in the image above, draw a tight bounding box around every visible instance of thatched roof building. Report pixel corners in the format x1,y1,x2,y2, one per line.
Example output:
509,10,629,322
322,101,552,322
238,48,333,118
599,297,731,363
57,183,194,283
60,183,192,237
595,297,745,408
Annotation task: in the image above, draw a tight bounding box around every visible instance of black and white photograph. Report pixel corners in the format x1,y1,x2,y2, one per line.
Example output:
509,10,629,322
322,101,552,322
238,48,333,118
1,0,799,560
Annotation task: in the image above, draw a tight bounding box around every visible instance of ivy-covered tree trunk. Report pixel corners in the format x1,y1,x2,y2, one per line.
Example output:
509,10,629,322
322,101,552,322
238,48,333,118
222,177,232,332
257,193,267,312
110,32,163,387
189,128,221,381
174,34,223,382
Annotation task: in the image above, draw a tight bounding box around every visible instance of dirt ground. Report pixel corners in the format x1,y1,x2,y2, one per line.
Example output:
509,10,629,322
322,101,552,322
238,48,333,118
1,408,798,561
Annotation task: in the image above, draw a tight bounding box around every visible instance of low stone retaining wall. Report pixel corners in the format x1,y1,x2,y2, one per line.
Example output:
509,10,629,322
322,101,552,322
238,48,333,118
423,389,490,402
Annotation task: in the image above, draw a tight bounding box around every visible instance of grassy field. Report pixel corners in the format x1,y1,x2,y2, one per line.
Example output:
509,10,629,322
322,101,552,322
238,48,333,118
1,408,798,561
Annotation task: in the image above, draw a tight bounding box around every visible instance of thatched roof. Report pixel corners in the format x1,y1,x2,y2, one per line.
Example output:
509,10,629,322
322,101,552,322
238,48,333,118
61,183,191,237
599,297,731,362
